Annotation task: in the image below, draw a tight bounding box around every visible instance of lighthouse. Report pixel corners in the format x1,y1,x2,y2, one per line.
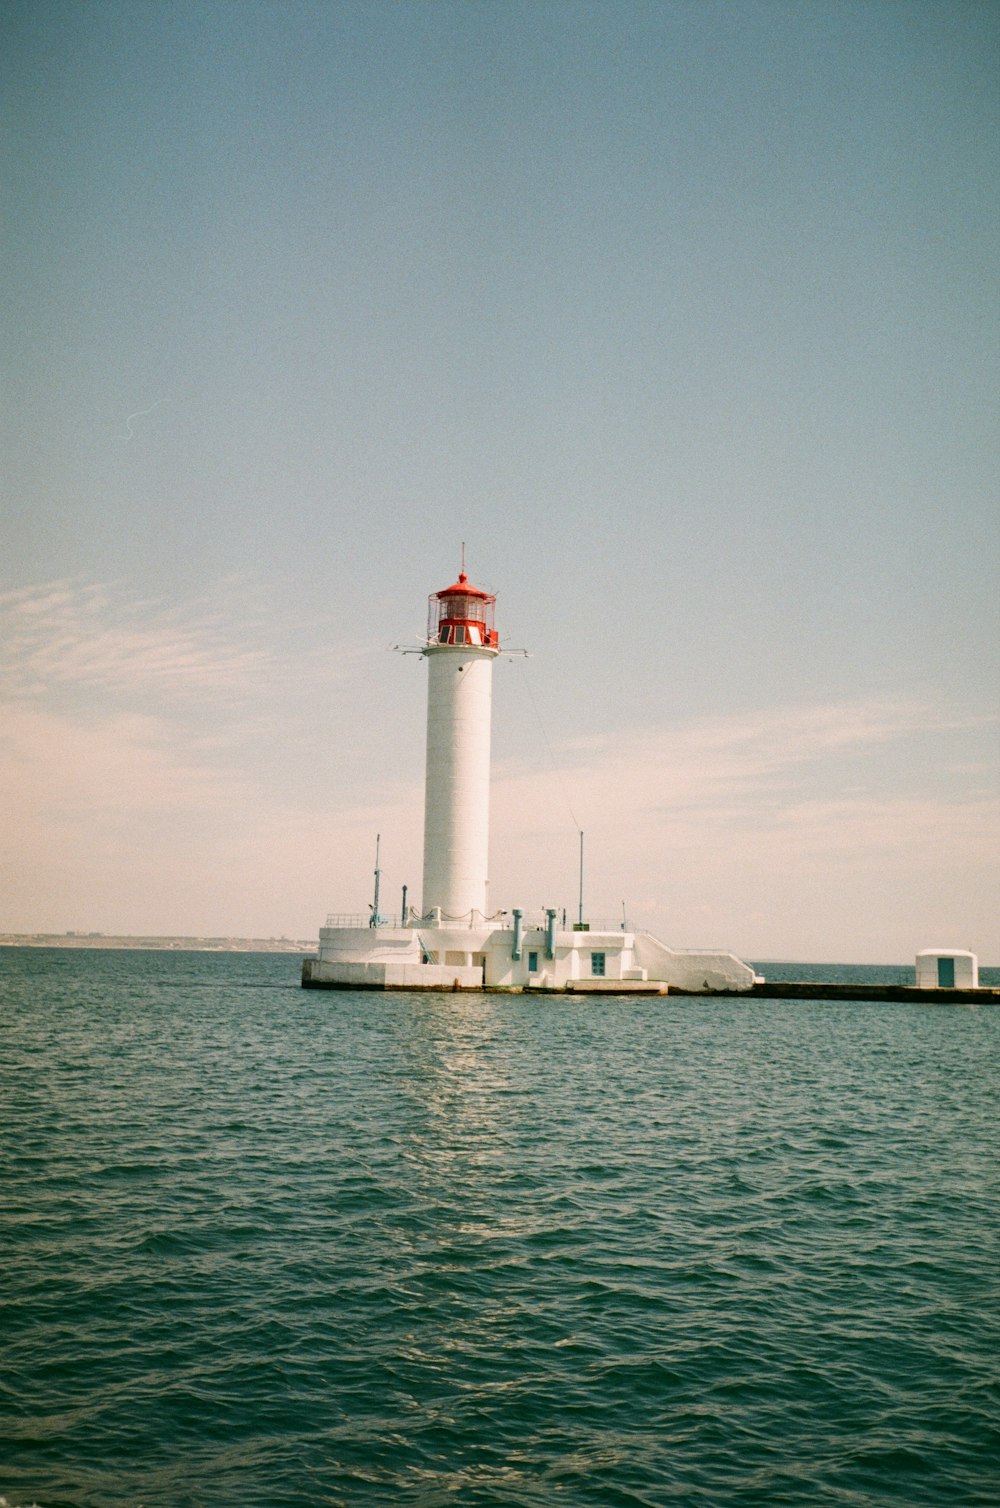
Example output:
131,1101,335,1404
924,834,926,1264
421,570,500,923
302,565,757,994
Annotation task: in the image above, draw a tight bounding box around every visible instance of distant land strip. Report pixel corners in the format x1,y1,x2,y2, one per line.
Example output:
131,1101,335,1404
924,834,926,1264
0,934,315,952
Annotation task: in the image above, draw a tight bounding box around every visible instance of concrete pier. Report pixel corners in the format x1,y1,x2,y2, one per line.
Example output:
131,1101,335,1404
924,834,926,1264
301,963,997,1002
684,981,1000,1004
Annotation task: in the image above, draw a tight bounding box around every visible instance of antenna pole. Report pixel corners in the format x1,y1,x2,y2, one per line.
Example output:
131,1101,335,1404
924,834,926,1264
370,833,381,928
578,830,584,927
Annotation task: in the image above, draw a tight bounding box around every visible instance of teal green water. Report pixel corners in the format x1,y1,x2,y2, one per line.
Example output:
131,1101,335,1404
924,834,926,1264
2,950,998,1507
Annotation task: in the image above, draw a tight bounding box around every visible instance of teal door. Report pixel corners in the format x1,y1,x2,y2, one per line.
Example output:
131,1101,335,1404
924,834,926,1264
937,957,955,988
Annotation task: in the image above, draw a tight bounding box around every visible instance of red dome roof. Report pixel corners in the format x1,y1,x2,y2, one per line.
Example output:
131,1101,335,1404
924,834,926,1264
435,571,492,601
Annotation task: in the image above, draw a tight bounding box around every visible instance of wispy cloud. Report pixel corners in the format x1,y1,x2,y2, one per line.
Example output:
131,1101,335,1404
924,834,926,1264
494,698,996,834
0,578,381,931
488,698,1000,954
0,578,294,701
0,576,376,708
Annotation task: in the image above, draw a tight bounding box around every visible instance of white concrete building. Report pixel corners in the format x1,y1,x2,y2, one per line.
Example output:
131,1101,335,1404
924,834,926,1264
915,949,979,990
303,569,756,994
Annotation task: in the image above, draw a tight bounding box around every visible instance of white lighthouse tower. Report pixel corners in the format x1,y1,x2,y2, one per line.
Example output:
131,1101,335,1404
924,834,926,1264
421,570,500,924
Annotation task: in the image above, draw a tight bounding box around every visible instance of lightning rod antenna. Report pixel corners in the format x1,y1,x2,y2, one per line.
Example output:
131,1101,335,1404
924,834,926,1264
370,833,382,929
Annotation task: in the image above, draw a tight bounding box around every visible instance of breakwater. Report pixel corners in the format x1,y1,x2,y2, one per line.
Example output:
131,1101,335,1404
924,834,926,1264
687,980,1000,1004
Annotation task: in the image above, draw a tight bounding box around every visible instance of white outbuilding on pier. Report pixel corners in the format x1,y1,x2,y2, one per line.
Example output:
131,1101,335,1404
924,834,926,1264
915,949,979,990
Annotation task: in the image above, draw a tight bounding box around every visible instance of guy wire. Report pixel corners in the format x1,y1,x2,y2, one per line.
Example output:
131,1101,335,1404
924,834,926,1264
518,661,581,836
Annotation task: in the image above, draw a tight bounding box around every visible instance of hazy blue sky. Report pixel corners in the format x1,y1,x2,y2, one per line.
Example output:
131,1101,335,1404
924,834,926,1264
3,0,997,960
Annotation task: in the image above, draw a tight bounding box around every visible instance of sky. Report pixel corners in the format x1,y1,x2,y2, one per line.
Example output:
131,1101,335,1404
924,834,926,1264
3,0,998,962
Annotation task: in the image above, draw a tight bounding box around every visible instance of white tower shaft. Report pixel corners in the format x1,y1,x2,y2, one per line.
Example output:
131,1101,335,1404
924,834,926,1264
421,646,495,921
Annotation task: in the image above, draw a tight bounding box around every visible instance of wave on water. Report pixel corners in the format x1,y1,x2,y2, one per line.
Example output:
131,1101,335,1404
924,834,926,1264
2,950,998,1506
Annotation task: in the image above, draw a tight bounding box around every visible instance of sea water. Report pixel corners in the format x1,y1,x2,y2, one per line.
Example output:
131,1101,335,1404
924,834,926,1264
2,949,998,1507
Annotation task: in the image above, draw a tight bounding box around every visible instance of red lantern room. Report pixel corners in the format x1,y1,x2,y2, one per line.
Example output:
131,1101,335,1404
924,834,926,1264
427,571,499,649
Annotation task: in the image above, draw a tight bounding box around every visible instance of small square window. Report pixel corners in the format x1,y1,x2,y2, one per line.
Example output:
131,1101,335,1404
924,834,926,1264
528,950,538,972
591,952,606,977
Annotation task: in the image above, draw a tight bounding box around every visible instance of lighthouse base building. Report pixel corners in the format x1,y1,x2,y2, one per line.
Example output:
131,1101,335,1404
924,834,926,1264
303,568,755,995
302,918,755,994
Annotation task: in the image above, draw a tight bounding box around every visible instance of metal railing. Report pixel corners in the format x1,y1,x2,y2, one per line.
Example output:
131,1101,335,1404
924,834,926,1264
324,913,404,929
321,911,666,934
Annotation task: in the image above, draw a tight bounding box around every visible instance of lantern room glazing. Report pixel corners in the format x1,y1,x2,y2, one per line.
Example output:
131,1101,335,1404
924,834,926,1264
427,571,498,649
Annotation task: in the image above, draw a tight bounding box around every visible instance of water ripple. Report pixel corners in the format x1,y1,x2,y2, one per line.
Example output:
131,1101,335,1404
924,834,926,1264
2,950,999,1505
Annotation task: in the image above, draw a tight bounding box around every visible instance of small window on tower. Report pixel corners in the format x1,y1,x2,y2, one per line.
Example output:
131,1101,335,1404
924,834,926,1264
591,952,606,977
455,626,466,644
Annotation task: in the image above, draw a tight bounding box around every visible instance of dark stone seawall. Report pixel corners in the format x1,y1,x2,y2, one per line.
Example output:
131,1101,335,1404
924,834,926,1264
681,981,999,1004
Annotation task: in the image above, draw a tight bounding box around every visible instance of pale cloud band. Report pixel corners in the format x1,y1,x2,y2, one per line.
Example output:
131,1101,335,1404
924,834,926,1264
1,578,996,954
1,579,285,701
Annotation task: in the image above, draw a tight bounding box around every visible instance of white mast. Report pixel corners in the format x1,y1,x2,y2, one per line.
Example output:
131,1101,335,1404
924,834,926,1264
421,569,499,922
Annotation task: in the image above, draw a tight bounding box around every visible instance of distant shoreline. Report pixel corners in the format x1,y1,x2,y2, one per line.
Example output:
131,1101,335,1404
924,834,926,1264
3,939,996,974
0,935,314,953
